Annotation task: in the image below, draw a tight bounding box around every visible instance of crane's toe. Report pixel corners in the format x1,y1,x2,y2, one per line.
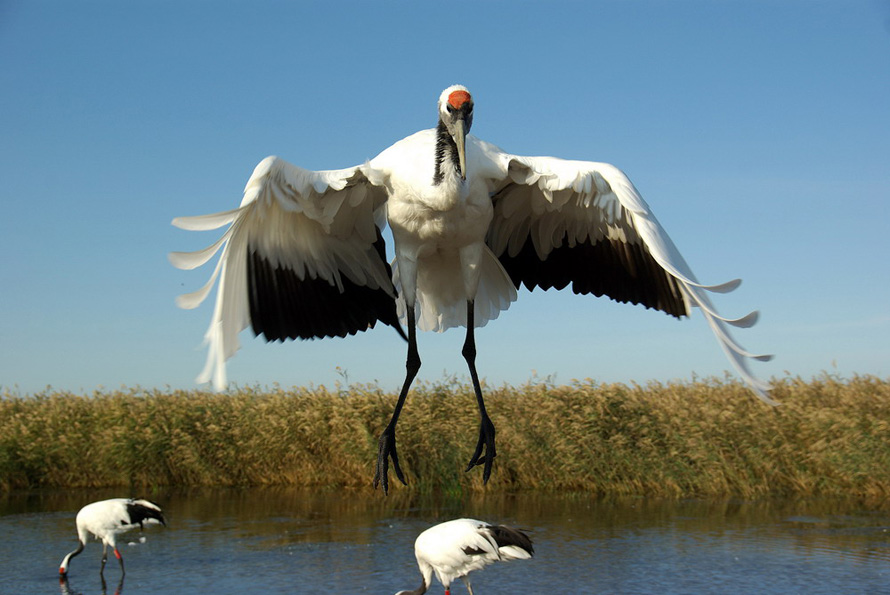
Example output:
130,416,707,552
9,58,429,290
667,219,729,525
465,415,497,483
374,428,407,494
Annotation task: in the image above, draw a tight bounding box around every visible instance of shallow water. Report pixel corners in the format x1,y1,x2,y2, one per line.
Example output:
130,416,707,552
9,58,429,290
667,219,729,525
1,488,888,594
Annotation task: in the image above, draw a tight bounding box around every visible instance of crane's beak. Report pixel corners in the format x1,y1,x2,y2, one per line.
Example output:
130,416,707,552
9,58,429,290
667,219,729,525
452,118,467,181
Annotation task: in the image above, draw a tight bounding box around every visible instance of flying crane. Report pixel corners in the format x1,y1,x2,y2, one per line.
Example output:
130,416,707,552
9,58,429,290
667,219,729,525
170,85,774,493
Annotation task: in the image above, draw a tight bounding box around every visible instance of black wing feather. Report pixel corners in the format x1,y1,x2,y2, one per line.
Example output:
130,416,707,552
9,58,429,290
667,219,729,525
486,523,534,557
247,227,406,341
494,235,688,319
125,499,166,528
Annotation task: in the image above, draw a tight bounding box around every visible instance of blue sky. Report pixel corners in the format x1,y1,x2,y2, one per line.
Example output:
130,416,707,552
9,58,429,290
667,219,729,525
1,1,888,396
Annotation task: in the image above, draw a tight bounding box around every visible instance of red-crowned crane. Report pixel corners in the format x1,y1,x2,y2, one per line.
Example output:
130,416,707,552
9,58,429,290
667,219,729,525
59,498,166,577
170,85,774,493
395,518,534,595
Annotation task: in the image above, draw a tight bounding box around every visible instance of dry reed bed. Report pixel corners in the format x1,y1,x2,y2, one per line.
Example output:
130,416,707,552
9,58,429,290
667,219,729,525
1,375,888,498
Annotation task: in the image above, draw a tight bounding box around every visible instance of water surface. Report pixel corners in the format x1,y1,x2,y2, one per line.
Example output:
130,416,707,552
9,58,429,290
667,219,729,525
1,488,887,594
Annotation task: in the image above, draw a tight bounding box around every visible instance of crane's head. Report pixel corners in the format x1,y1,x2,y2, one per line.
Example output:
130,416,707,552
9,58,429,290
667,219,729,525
438,85,474,180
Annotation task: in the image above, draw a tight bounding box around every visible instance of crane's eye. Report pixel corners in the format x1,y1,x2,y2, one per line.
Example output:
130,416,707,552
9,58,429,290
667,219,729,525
446,105,456,114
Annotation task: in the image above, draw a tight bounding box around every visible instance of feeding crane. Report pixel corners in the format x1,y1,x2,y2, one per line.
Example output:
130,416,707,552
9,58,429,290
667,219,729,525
59,498,166,577
395,518,534,595
170,85,774,493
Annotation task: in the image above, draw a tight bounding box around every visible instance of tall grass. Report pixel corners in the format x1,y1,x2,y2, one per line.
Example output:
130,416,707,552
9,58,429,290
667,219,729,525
1,375,888,499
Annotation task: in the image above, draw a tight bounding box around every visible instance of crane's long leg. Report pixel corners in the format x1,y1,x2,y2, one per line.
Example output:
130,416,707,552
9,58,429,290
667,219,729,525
100,543,108,575
374,305,421,494
114,547,125,575
463,300,496,483
463,576,476,595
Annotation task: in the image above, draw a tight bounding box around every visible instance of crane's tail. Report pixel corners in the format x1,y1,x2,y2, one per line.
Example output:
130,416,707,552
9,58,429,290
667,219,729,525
393,247,518,332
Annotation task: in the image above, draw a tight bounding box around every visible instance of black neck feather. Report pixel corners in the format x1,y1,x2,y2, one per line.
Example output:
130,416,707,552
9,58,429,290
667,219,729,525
433,120,461,186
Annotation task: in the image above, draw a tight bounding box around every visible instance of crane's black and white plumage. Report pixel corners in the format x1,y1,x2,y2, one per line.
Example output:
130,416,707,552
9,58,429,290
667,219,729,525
170,84,774,492
395,518,534,595
59,498,166,577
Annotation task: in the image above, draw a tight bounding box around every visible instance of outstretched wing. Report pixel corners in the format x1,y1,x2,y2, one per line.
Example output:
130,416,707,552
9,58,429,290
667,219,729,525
169,156,399,390
478,144,774,404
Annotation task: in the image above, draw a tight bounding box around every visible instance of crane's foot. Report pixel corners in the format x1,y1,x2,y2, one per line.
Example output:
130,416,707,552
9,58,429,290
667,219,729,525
465,414,496,483
374,427,407,495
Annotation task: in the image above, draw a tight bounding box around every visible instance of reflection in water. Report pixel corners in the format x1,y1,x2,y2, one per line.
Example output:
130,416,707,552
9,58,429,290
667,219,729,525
100,574,124,595
59,575,124,595
2,488,889,594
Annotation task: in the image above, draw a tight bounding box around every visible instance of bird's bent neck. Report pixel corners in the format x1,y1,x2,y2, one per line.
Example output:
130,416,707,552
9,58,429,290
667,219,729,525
433,120,462,186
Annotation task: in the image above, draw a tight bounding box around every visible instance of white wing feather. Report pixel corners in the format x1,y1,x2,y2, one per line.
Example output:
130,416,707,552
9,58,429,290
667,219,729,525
476,143,775,404
169,156,388,390
603,166,776,402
